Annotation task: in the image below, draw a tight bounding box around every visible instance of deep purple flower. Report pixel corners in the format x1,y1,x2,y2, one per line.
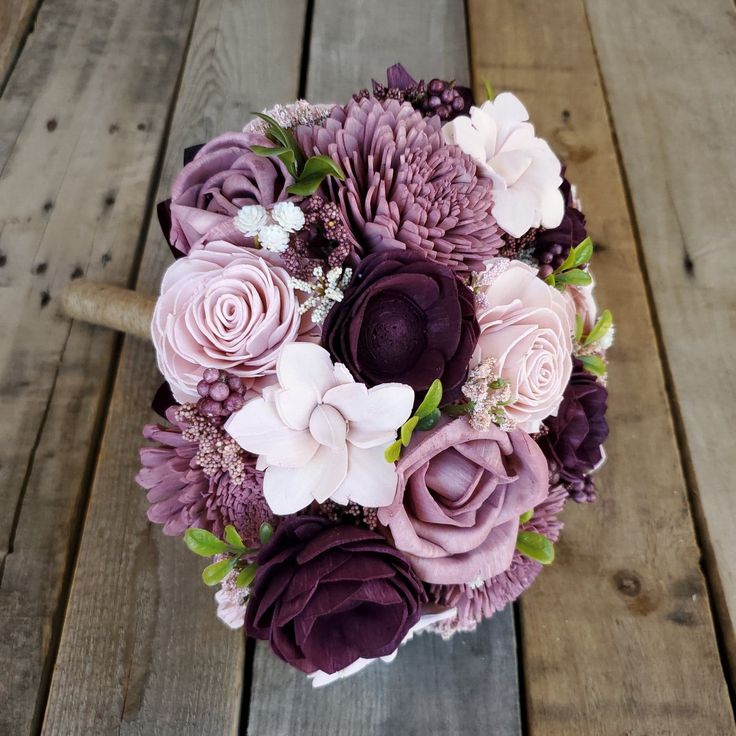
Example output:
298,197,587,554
245,516,425,674
321,251,479,402
539,359,609,487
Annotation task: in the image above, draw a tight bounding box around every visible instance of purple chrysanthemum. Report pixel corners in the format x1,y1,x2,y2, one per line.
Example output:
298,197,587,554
297,98,503,273
136,406,271,546
428,484,568,630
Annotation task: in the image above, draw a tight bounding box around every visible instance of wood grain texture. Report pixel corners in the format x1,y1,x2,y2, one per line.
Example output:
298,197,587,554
40,1,307,733
584,0,736,679
245,2,522,734
0,1,198,733
247,612,520,736
0,0,40,91
467,0,735,733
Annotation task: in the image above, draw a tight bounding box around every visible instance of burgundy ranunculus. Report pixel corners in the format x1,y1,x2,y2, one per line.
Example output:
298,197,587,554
539,359,609,486
321,251,479,402
245,516,425,674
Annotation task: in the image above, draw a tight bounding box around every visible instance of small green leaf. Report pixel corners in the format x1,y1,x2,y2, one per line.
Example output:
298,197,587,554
557,247,577,274
516,531,555,565
556,268,592,287
249,144,290,157
286,174,327,196
572,237,594,266
400,415,419,446
584,309,612,346
300,154,345,181
224,525,245,551
416,408,441,431
544,272,556,287
202,557,237,586
259,522,273,546
482,78,494,101
236,562,258,588
184,528,229,557
574,313,584,343
442,401,474,417
384,439,403,463
579,354,606,376
519,509,534,525
415,379,443,418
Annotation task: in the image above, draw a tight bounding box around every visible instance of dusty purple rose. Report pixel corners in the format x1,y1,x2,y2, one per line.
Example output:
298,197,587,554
539,358,609,486
166,131,297,254
378,417,549,585
245,516,425,674
321,250,479,402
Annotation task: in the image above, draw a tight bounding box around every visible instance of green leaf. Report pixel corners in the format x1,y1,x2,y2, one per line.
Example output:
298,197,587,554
482,78,494,101
251,112,303,175
516,531,555,565
202,557,237,586
400,415,419,446
236,562,258,588
224,525,245,551
384,439,403,463
572,237,593,266
286,174,327,196
519,509,534,525
579,354,606,376
574,313,584,343
544,272,556,288
556,268,592,287
442,401,474,417
259,522,273,546
415,379,443,418
300,154,345,181
184,528,229,557
416,407,441,431
584,309,612,346
249,144,290,157
557,246,577,274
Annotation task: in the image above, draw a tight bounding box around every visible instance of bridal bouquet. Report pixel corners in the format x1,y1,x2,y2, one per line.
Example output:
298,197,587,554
136,64,612,684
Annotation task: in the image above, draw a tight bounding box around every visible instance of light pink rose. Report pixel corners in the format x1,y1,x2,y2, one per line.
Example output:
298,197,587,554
474,259,574,432
152,241,302,403
378,417,549,585
562,273,598,335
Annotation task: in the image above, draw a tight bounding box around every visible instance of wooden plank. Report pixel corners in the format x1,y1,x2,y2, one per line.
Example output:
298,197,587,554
0,0,40,90
40,1,307,733
467,0,735,733
0,1,198,734
584,0,736,679
245,2,522,734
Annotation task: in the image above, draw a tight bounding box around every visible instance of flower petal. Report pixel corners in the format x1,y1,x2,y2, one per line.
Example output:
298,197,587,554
277,342,339,398
331,444,398,508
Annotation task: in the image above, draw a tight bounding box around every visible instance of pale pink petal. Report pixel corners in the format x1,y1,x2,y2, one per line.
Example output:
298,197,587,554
309,404,348,450
277,342,339,397
331,444,398,508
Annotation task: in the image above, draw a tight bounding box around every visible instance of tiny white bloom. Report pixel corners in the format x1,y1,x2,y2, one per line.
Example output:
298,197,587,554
258,224,290,252
598,325,615,351
271,201,305,233
233,204,268,237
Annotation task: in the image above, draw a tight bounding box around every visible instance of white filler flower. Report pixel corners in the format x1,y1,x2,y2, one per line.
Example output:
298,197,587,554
257,224,290,252
271,201,306,233
233,204,269,237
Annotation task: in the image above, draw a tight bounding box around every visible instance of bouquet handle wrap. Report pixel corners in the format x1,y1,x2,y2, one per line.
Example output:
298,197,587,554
63,280,155,340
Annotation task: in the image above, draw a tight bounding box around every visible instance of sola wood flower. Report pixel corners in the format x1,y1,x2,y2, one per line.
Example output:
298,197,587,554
442,92,564,238
225,342,414,514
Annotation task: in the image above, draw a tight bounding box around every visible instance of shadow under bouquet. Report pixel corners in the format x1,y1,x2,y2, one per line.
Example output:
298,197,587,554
136,64,612,685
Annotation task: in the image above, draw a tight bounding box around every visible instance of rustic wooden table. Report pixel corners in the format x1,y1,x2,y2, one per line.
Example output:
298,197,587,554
1,0,734,733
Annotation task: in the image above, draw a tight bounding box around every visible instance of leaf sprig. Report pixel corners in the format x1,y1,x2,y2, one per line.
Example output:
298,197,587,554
516,530,555,565
250,112,345,196
384,379,443,463
544,236,594,291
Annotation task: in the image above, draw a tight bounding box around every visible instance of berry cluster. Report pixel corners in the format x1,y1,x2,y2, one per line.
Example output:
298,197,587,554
196,368,246,418
422,78,466,120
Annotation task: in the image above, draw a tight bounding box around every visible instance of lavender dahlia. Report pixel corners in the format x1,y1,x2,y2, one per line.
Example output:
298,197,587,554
297,97,503,273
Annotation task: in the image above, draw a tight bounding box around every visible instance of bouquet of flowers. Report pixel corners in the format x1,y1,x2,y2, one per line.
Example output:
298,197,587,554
134,64,612,685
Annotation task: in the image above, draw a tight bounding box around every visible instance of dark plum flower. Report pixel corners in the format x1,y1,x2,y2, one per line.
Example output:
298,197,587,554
538,358,609,492
321,250,479,402
245,516,425,674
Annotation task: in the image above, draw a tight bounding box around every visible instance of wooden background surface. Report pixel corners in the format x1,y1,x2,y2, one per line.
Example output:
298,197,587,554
0,0,734,734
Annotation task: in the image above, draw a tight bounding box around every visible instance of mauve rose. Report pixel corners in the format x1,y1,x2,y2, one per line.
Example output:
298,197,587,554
321,251,479,402
151,241,301,403
167,131,296,254
245,516,425,674
474,259,574,433
378,417,549,585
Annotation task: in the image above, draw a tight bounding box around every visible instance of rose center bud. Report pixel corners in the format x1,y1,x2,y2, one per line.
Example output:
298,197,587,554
358,292,426,376
308,403,348,449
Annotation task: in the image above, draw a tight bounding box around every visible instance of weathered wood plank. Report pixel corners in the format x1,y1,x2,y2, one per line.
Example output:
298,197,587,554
0,1,198,733
584,0,736,680
40,1,307,733
467,0,735,733
0,0,40,91
245,2,522,734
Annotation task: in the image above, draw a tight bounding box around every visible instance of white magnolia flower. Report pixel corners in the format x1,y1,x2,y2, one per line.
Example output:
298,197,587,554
271,201,306,233
257,224,290,252
442,92,564,238
233,204,268,237
225,343,414,514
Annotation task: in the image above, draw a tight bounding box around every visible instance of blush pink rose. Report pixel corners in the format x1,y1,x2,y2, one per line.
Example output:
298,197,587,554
151,241,302,403
474,259,574,433
377,417,549,585
562,274,598,335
